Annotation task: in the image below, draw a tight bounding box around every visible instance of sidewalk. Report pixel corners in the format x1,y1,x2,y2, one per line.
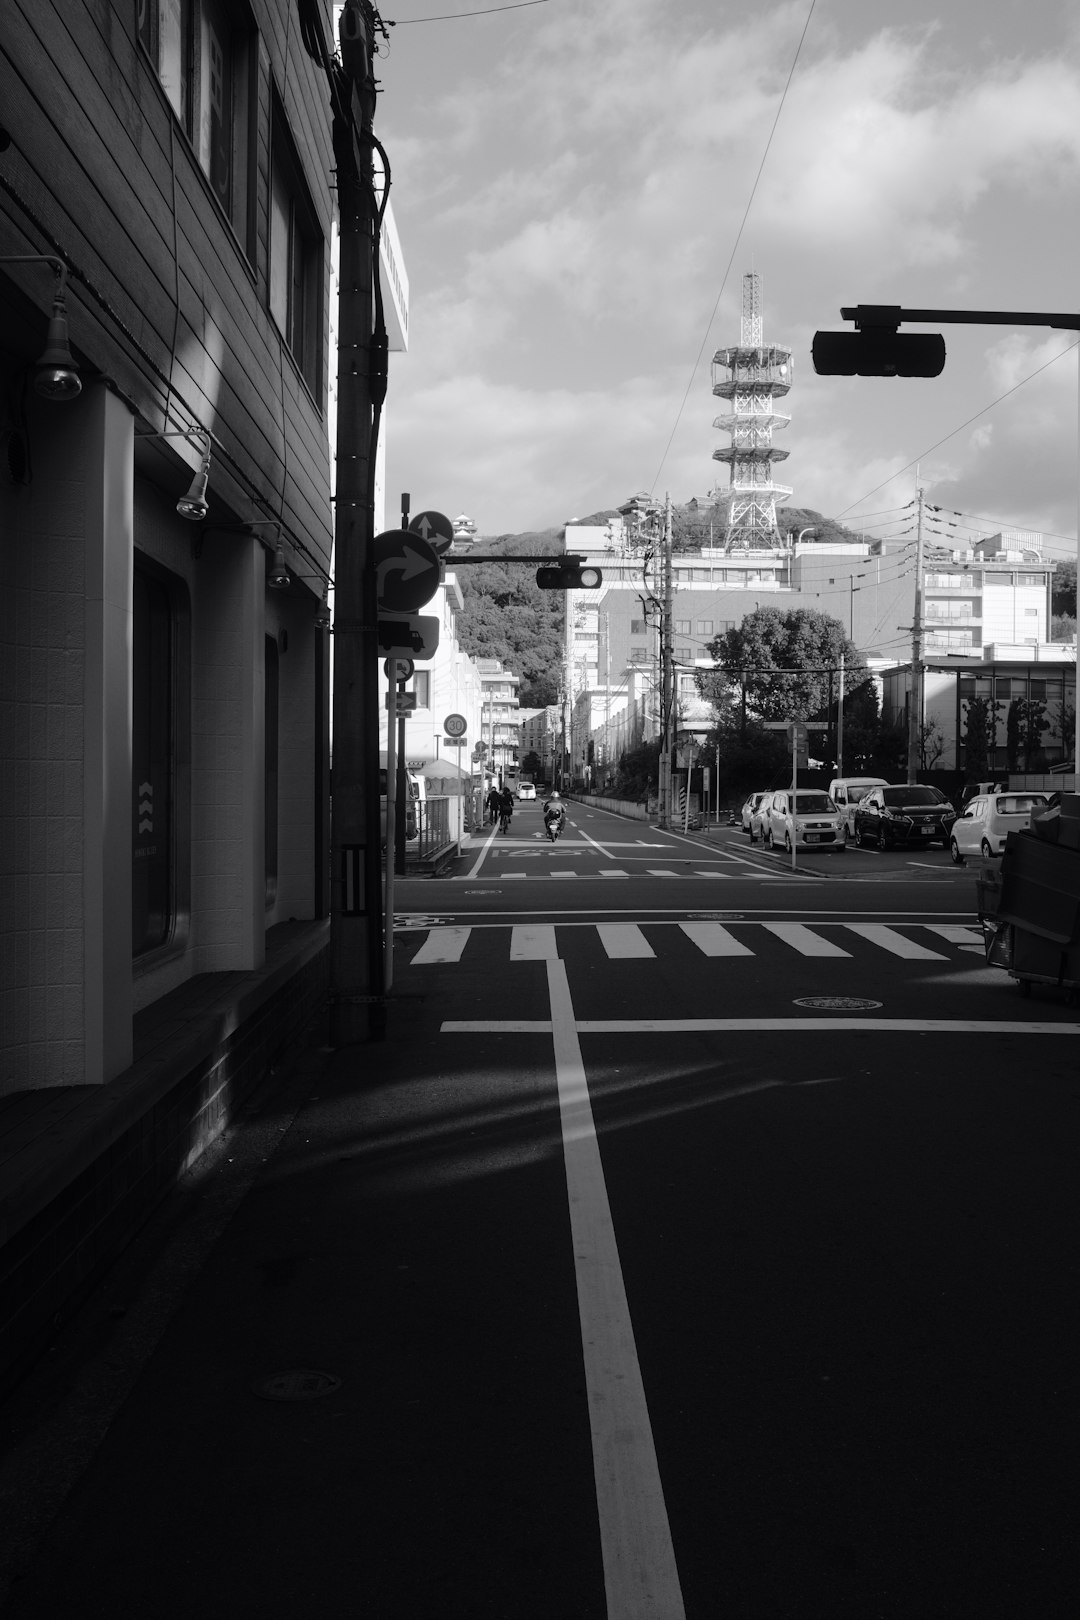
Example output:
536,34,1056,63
1,940,609,1619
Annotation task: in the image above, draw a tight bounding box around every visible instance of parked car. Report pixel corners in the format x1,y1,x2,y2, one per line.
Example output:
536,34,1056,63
827,776,891,836
950,791,1049,862
853,784,956,849
741,791,768,833
956,779,1008,815
517,782,536,800
764,789,846,853
748,791,776,843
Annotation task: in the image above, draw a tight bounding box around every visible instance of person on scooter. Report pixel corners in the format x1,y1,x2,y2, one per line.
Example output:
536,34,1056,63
543,791,566,841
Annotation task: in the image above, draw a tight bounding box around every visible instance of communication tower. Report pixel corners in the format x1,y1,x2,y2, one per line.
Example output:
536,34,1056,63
711,273,792,550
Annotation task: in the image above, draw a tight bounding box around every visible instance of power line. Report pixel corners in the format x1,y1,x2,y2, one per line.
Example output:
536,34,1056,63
390,0,549,22
650,0,817,491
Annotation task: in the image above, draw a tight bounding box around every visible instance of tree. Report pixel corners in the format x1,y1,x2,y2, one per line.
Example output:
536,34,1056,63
1051,558,1076,619
962,695,1001,781
698,606,865,723
454,554,565,706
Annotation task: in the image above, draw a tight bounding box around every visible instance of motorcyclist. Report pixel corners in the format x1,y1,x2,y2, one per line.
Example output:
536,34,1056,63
543,791,567,837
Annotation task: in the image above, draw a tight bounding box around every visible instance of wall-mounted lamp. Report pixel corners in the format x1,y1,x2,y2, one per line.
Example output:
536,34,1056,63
0,255,82,400
136,427,212,521
268,542,291,589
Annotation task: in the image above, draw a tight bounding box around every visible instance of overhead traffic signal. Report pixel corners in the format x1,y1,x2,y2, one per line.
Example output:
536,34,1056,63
535,554,603,590
812,328,946,377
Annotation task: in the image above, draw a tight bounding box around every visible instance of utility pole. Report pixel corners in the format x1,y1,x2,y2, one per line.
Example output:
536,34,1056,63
657,493,675,828
907,479,926,784
330,0,385,1043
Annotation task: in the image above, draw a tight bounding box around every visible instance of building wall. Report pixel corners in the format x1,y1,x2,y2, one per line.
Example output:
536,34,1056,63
0,2,335,1095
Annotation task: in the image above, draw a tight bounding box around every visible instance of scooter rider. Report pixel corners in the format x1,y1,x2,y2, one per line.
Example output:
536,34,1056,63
543,791,567,836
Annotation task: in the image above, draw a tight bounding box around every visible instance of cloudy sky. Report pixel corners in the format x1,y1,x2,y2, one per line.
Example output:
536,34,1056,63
374,0,1080,558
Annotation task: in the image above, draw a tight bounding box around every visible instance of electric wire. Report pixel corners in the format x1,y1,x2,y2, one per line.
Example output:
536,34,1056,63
650,0,817,492
390,0,550,20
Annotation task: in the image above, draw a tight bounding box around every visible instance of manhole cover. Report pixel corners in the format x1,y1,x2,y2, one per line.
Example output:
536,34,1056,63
252,1370,342,1402
793,996,882,1010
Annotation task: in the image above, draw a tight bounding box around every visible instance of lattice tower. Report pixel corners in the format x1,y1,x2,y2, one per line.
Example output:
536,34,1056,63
711,273,792,550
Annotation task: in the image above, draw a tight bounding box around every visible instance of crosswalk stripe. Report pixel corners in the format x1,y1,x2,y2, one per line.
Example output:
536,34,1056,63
695,870,731,879
844,923,948,960
678,922,754,957
549,871,578,878
926,924,984,946
763,922,852,958
410,926,471,965
600,869,629,878
597,924,655,959
511,924,559,960
647,869,679,877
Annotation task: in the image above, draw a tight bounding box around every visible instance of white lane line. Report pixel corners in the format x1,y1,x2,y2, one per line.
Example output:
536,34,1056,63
845,923,948,960
500,872,528,879
463,822,501,879
693,870,732,879
762,923,852,958
547,959,686,1620
577,825,616,859
599,869,629,878
510,924,559,960
443,1018,1080,1035
679,922,754,957
410,927,471,964
597,924,655,959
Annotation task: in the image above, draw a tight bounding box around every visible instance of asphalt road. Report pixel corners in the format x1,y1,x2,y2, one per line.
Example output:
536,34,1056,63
2,800,1078,1618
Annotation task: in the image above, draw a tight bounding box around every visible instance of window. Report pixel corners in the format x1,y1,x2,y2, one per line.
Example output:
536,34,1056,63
675,644,692,660
148,0,256,256
925,572,964,589
412,671,431,708
270,91,323,395
1018,573,1043,587
132,558,190,958
676,619,691,634
630,618,647,634
265,635,278,907
697,620,713,635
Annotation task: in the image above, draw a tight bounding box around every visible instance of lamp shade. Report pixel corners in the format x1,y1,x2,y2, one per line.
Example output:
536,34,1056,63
35,309,81,400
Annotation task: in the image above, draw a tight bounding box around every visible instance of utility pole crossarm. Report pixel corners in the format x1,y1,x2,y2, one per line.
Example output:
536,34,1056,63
840,304,1080,331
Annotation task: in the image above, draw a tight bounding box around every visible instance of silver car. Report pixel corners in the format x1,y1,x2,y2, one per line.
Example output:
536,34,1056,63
741,791,769,834
748,791,776,843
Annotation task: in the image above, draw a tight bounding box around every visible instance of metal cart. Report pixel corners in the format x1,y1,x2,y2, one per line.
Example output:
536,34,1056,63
979,832,1080,1003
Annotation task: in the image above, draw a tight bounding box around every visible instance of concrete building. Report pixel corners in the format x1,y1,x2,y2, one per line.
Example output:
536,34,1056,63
0,0,341,1383
477,659,521,787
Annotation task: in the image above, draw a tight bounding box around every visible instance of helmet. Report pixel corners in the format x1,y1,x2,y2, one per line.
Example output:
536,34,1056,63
550,791,560,800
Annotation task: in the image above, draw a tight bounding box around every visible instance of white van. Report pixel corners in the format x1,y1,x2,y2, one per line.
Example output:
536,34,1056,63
379,759,425,846
827,777,891,835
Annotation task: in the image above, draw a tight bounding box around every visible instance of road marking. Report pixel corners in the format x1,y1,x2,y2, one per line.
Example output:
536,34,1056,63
409,927,470,964
547,959,686,1619
596,924,655,959
679,922,754,957
444,1017,1080,1036
647,868,679,877
510,924,558,959
764,923,852,958
599,869,629,878
844,923,948,960
463,821,500,879
578,825,616,860
926,924,984,946
549,871,578,879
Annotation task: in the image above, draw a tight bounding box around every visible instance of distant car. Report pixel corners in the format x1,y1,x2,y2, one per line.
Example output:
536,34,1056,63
853,784,956,849
764,789,846,853
748,792,775,843
741,791,768,833
827,776,891,836
950,791,1049,862
517,782,536,800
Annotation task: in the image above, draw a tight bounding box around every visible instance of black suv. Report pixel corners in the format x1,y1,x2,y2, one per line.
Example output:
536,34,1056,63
853,785,957,849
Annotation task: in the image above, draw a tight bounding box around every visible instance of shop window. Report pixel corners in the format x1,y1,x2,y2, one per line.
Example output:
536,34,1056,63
265,635,279,907
270,90,324,396
132,558,190,958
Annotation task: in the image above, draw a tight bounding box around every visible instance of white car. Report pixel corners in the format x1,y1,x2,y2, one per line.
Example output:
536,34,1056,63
950,791,1049,863
741,791,768,834
517,782,536,800
764,789,846,853
748,791,776,843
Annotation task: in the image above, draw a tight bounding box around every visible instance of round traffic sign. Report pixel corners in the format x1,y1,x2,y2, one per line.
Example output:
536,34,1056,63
383,657,415,682
409,510,455,555
443,712,467,738
374,529,441,612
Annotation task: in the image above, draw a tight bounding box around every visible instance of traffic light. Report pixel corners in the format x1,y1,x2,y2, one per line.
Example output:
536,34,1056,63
535,554,603,589
812,329,946,377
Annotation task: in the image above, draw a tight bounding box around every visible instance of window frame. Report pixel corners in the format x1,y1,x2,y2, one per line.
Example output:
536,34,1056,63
270,88,324,399
132,552,192,968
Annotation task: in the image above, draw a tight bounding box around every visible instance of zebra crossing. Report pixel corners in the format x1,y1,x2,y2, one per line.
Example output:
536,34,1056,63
458,868,787,881
406,919,986,966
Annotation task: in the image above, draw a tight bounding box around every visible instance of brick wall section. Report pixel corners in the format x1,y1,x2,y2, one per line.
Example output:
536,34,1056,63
0,922,329,1395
